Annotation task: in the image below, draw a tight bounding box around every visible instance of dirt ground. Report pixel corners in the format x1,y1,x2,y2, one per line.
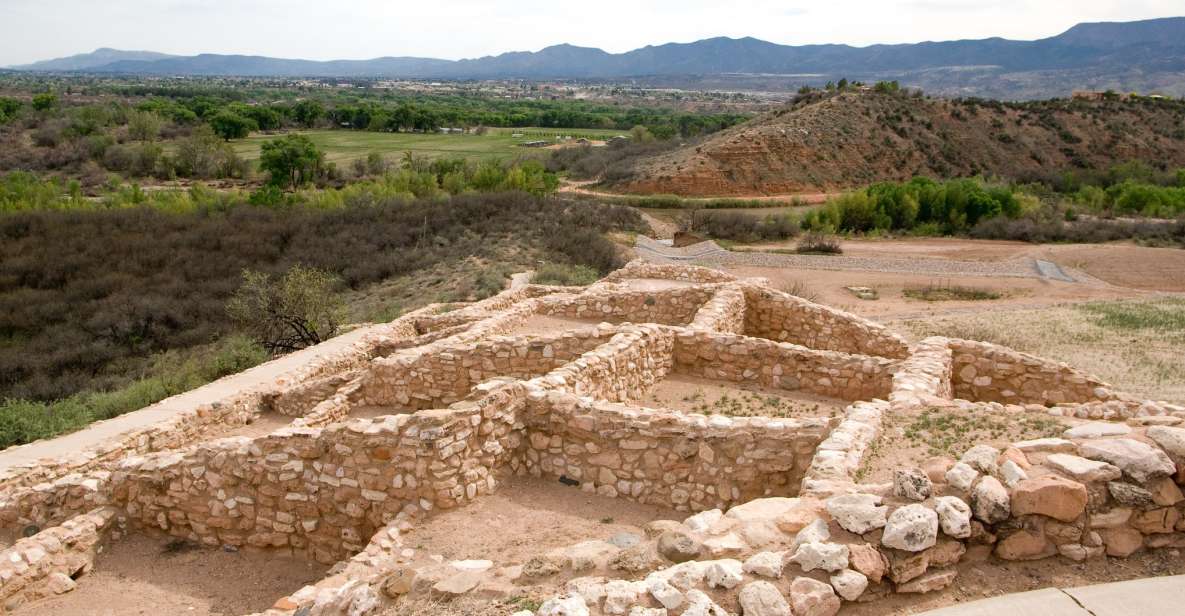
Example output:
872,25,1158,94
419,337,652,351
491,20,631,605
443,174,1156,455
19,533,328,616
724,264,1141,320
637,374,848,419
398,475,680,565
215,412,294,439
504,314,618,337
855,405,1076,484
737,237,1185,293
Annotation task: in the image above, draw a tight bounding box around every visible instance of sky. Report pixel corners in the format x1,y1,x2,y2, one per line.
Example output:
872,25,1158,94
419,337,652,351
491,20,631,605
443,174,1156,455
1,0,1182,66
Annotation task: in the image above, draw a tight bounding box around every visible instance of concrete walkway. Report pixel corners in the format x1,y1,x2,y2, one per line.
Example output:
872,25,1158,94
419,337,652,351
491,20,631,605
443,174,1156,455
0,324,384,473
918,574,1184,615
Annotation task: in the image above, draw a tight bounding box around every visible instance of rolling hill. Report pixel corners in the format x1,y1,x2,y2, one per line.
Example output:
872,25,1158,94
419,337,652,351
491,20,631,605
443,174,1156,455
8,17,1185,98
612,89,1185,196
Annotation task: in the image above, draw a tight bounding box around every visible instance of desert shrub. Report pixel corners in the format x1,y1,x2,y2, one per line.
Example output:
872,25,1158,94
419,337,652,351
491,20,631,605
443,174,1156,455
532,263,600,286
0,192,642,401
684,210,799,242
227,266,345,354
796,232,843,254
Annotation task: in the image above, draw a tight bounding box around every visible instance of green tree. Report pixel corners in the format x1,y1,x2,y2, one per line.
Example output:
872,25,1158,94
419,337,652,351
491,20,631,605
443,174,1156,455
209,111,256,141
227,266,343,354
629,125,655,143
259,134,324,189
292,100,325,128
127,110,163,143
0,97,20,124
31,92,57,112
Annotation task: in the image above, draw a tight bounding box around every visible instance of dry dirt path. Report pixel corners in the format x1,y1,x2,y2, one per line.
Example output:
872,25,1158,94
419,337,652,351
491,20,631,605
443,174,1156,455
558,179,837,204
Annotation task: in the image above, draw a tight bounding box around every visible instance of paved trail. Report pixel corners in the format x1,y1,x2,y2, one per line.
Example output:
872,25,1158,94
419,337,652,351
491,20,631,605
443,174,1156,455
918,574,1184,615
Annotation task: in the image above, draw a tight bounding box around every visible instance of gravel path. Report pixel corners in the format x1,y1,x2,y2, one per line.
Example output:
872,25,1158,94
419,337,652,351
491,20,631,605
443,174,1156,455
636,236,1074,281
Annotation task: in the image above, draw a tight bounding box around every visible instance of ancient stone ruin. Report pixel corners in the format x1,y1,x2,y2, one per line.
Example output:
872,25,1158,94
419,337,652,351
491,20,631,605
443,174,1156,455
1,261,1183,615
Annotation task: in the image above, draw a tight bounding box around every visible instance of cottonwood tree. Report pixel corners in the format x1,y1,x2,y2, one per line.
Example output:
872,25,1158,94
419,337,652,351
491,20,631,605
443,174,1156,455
227,266,343,354
209,111,256,141
127,110,163,143
259,134,324,188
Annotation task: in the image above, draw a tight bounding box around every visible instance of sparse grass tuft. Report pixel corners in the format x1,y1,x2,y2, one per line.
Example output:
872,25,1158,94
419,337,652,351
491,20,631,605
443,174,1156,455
904,282,1002,302
531,263,601,286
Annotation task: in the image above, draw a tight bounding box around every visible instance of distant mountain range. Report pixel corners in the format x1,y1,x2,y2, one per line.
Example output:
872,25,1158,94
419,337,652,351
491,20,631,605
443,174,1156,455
10,17,1185,98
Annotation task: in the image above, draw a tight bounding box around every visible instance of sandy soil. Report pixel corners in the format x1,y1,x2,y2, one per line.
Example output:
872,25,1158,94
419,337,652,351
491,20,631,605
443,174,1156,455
215,412,294,439
19,534,328,616
398,475,680,565
504,314,618,336
724,264,1142,320
611,278,702,292
637,374,848,419
856,405,1076,484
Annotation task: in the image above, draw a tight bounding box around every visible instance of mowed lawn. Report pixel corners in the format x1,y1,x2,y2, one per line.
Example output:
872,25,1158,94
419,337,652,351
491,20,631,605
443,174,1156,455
229,127,626,165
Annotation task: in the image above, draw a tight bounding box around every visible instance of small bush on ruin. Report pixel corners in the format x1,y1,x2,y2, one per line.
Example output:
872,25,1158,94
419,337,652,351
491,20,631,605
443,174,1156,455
531,263,600,286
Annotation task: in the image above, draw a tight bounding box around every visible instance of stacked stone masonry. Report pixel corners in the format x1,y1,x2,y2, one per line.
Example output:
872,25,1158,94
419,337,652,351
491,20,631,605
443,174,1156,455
1,260,1182,616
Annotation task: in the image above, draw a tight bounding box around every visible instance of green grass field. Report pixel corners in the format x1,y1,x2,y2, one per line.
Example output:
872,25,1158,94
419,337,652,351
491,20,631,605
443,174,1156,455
229,127,626,165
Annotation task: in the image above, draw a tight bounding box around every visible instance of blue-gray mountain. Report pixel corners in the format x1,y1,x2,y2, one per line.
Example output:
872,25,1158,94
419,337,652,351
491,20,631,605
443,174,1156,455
11,17,1185,98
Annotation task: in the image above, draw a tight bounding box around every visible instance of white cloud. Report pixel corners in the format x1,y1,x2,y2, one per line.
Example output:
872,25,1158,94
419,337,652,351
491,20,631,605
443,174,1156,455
1,0,1181,66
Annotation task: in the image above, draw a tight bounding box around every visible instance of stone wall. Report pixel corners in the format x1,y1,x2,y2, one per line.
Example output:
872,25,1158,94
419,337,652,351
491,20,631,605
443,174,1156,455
889,337,955,409
514,388,832,511
948,338,1114,406
688,285,747,334
534,325,675,403
671,330,896,402
602,260,737,284
742,285,910,359
0,507,116,612
538,286,716,326
112,383,526,564
353,328,618,411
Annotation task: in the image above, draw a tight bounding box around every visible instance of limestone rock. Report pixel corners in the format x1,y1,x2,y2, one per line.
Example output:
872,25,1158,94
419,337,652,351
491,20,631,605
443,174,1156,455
934,496,972,539
830,569,869,601
432,570,485,596
743,551,786,578
684,590,729,616
1100,527,1143,557
602,580,643,615
1080,438,1176,483
881,504,938,552
566,577,608,606
46,572,76,595
996,525,1055,561
1147,426,1185,460
705,559,744,590
897,568,958,594
789,576,841,616
790,542,850,573
922,456,955,484
1107,482,1156,508
825,493,887,534
791,518,831,552
611,543,663,573
684,509,723,533
1063,422,1131,439
971,476,1010,524
738,581,791,616
1045,453,1121,483
1010,476,1088,522
703,532,747,558
847,543,888,583
657,530,702,563
961,445,1000,475
1147,476,1185,506
645,575,684,611
893,468,933,501
381,566,416,597
945,462,979,492
1000,460,1028,488
538,595,590,616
